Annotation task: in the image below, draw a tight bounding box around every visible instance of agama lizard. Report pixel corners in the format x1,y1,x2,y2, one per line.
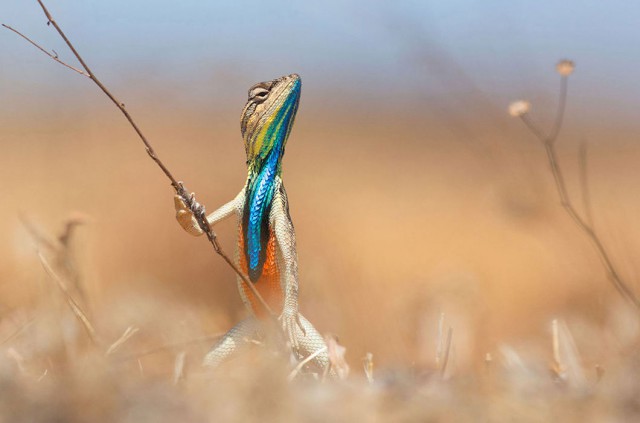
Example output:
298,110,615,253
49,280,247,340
174,74,331,372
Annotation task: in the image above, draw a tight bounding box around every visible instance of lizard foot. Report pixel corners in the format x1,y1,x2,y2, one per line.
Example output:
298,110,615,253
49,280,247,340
174,193,204,236
279,310,306,353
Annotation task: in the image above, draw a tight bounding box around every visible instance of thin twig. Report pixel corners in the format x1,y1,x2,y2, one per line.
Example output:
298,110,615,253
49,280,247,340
518,75,640,310
440,327,453,379
37,251,100,345
321,360,332,382
4,0,275,319
115,333,224,362
435,311,444,367
578,141,594,227
551,319,562,375
520,114,548,144
1,23,88,76
287,346,328,381
0,319,35,346
363,352,374,384
548,76,568,143
21,215,88,307
173,351,187,385
19,214,57,252
105,326,139,356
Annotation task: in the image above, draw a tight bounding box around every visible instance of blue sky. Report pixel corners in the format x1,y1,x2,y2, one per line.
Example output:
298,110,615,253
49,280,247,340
2,0,639,126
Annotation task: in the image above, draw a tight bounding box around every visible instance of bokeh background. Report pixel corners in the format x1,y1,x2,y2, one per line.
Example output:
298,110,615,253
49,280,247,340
2,0,640,374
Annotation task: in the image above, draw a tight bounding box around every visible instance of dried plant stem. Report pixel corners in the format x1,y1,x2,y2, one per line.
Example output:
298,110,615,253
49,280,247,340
287,346,328,381
19,215,57,252
4,0,275,319
440,327,453,379
173,351,187,385
105,326,139,356
0,319,35,346
578,141,594,227
551,319,562,374
363,353,374,384
520,75,640,310
1,23,87,76
548,75,568,143
116,334,224,362
37,251,99,345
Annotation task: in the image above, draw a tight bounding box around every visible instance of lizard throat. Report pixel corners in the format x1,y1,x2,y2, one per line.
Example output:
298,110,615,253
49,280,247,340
242,147,282,282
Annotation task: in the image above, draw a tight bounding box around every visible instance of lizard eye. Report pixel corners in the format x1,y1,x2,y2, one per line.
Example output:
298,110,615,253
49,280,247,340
250,87,269,101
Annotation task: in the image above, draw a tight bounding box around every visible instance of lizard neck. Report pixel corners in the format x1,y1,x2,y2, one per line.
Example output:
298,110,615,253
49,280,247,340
242,146,283,282
238,74,300,283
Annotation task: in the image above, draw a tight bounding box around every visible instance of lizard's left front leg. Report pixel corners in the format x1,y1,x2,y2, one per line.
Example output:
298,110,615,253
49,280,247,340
271,185,304,351
271,187,334,376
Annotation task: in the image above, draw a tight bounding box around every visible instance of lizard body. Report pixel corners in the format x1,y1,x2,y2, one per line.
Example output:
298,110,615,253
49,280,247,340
175,74,330,372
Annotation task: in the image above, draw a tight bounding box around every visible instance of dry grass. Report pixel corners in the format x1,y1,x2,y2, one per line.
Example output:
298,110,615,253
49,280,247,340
2,106,640,420
1,289,640,421
2,38,640,416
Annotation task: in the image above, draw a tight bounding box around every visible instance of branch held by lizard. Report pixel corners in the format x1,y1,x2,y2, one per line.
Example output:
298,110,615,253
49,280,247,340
3,0,276,320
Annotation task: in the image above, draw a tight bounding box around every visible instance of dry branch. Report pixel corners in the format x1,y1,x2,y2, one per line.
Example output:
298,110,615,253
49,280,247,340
4,0,275,319
37,251,99,345
512,64,640,310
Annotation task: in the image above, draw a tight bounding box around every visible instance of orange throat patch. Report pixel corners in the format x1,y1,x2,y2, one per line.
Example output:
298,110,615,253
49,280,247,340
238,226,284,318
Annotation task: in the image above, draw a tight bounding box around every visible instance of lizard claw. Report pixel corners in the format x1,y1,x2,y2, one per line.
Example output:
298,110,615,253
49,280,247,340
296,313,306,337
279,311,304,352
174,192,204,236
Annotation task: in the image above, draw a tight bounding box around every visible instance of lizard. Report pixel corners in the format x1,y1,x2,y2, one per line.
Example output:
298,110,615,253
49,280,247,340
174,73,331,373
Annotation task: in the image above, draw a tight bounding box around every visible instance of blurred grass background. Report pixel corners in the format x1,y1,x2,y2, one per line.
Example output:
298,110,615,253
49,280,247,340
1,1,640,420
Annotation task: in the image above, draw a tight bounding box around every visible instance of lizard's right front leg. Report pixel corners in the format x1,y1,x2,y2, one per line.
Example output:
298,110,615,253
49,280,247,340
174,194,205,236
174,188,245,236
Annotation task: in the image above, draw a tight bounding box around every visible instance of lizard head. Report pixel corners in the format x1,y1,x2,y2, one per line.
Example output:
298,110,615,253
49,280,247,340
240,74,301,172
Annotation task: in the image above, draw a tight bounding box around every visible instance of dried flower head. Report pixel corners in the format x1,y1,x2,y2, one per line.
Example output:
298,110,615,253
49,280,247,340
325,334,350,380
556,60,575,76
508,100,531,117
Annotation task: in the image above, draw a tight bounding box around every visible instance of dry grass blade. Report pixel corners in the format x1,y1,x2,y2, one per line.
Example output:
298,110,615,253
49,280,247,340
440,327,453,379
551,319,563,377
578,141,594,227
37,251,99,346
173,351,187,385
106,326,139,356
116,334,223,362
0,319,35,346
551,319,587,390
435,312,445,367
326,335,349,380
287,346,328,382
6,348,27,374
363,352,374,384
19,215,58,252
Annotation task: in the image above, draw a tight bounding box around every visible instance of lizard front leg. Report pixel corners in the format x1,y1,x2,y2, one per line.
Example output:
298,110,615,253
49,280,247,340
174,188,245,236
271,183,306,351
296,313,333,374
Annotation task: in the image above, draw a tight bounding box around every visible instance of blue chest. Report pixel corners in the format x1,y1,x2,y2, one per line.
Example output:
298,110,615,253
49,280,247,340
242,149,280,282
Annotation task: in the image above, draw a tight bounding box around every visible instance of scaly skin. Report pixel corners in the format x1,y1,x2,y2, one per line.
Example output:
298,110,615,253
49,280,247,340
174,74,331,373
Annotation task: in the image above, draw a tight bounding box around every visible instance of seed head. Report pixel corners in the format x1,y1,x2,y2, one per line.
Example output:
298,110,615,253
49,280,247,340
556,59,575,76
508,100,531,117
